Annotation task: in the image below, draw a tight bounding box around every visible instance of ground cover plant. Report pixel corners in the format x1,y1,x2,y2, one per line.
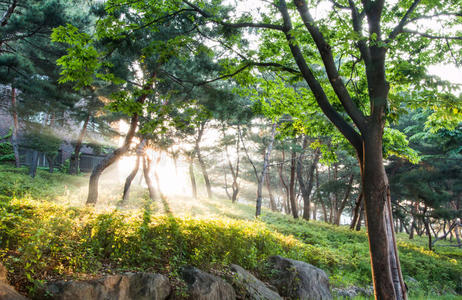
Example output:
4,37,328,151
0,165,461,299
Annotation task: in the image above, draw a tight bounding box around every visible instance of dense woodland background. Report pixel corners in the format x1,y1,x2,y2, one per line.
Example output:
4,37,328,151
0,0,461,299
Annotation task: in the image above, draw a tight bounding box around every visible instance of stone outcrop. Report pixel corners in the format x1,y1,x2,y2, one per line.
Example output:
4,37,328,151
181,266,236,300
266,256,332,300
228,264,282,300
46,272,170,300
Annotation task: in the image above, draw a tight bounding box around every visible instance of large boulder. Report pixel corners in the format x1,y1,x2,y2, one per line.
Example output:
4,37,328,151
46,272,170,300
266,256,332,300
228,264,281,300
181,266,236,300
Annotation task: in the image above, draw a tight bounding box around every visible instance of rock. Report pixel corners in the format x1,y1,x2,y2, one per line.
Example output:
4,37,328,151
266,256,332,300
181,266,236,300
228,264,282,300
46,272,170,300
332,286,373,299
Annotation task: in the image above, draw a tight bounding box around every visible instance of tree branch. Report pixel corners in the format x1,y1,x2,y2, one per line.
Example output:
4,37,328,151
182,0,284,31
1,0,17,27
402,29,462,40
387,0,421,42
279,0,363,153
293,0,367,132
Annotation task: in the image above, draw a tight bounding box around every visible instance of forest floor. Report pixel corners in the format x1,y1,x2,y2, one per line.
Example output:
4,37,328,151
0,164,462,299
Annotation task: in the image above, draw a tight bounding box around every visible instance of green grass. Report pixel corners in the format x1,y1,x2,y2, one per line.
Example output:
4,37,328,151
0,163,461,299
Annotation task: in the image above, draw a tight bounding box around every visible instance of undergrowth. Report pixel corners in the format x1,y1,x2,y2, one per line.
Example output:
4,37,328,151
0,163,461,299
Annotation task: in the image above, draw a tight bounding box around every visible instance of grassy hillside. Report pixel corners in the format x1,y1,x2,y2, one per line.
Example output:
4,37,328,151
0,164,461,299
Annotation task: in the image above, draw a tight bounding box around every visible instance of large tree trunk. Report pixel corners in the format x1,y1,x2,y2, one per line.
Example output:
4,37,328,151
256,122,277,217
289,148,298,219
362,127,406,300
11,87,20,168
69,114,90,175
86,72,155,205
196,122,212,199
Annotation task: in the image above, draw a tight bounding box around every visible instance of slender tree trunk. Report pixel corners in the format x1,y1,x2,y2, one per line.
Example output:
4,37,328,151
143,155,157,201
256,122,277,217
70,114,90,175
350,192,364,229
196,122,212,199
11,87,20,168
266,173,277,211
289,148,298,219
224,170,232,200
422,206,433,251
153,155,163,199
334,174,354,225
121,140,145,204
279,149,290,214
29,150,39,178
189,159,197,200
224,128,240,203
86,72,155,205
356,202,364,231
298,143,320,220
121,154,141,204
46,155,54,173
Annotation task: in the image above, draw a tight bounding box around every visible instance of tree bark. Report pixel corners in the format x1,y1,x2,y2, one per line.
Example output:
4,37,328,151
70,114,90,175
362,126,406,300
86,72,156,205
11,87,20,168
256,122,277,217
196,122,212,199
